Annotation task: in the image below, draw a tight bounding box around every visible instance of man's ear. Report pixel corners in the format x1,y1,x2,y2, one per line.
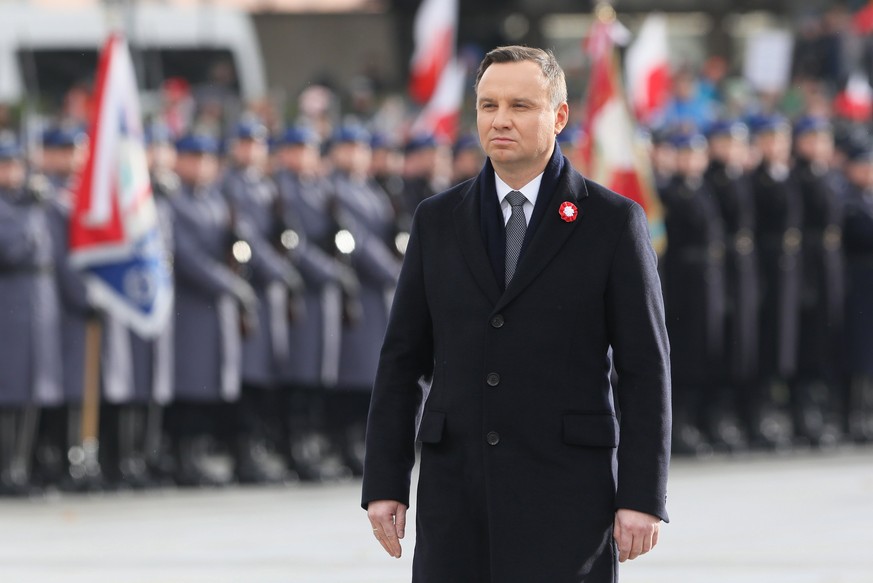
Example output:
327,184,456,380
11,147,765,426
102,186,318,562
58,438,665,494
554,102,570,135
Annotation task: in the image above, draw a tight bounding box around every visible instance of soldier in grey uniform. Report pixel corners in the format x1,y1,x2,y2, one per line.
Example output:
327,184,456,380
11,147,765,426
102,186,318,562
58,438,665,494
39,124,106,490
220,119,306,483
0,133,63,495
166,133,259,486
327,126,402,475
273,125,361,480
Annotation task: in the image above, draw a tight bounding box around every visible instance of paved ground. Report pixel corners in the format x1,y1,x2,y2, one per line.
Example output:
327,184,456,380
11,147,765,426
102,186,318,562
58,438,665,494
1,446,872,583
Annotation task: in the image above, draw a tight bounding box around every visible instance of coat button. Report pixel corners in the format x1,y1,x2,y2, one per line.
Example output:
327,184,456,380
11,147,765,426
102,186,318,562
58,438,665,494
486,372,500,387
490,314,504,328
486,431,500,446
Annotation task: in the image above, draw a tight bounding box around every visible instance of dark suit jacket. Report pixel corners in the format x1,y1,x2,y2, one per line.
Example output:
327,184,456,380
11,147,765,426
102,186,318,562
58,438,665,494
362,147,671,583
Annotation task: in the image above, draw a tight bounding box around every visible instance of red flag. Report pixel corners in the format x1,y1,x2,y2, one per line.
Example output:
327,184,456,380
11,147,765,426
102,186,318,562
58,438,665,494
625,13,670,125
409,0,458,104
855,0,873,34
834,72,873,121
581,11,666,254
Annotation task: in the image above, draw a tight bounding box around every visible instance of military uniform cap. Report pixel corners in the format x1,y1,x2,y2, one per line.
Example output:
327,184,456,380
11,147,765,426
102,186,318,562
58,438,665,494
42,125,86,148
175,133,219,154
331,125,371,146
793,115,832,137
705,119,749,140
453,133,481,156
404,133,437,154
234,119,268,141
556,127,581,146
746,113,790,135
670,132,708,150
279,126,320,147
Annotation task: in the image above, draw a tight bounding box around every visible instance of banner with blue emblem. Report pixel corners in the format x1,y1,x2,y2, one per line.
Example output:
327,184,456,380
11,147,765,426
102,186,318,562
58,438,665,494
69,33,172,338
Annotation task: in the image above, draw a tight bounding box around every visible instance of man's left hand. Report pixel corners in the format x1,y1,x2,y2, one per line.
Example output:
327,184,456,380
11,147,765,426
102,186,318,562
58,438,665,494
613,508,661,563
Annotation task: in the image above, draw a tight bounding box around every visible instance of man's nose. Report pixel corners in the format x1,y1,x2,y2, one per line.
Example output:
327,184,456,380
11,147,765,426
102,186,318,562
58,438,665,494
492,105,512,129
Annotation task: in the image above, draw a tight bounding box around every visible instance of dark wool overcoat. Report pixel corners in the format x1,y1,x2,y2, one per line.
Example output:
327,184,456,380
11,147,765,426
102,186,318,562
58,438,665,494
362,148,671,583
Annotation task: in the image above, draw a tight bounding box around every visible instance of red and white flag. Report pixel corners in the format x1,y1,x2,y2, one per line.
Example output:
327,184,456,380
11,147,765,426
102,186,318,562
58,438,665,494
69,33,172,337
625,13,670,126
834,72,873,122
411,58,465,141
581,15,666,254
409,0,458,105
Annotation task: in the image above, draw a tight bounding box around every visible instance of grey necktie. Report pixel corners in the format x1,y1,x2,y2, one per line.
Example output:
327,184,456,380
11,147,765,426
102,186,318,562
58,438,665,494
504,190,527,286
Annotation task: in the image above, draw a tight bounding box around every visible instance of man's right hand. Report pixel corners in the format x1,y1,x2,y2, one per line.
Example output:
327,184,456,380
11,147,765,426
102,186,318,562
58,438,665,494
367,499,407,559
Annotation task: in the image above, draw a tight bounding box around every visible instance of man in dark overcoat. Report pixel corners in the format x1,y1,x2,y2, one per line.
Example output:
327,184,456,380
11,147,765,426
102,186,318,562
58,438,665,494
362,46,671,583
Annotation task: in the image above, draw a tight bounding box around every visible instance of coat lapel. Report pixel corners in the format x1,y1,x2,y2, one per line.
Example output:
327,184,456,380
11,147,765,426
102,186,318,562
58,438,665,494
495,162,589,313
453,178,502,305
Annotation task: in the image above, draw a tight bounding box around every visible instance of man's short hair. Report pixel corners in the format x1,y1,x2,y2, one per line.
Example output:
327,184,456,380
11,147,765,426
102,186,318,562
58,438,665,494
474,45,568,109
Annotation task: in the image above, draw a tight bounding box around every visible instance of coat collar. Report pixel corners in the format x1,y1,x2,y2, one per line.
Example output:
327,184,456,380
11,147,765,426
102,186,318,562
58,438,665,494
495,154,588,312
452,144,589,310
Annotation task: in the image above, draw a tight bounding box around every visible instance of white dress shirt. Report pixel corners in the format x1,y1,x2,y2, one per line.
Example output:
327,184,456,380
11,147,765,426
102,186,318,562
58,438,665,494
495,171,544,226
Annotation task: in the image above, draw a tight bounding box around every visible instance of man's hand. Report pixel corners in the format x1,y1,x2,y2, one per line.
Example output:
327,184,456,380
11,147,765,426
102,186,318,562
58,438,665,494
613,508,661,563
367,500,408,559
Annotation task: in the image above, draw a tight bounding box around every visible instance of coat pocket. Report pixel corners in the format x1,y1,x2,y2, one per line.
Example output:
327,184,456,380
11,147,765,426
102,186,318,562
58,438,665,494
562,412,619,448
416,410,446,444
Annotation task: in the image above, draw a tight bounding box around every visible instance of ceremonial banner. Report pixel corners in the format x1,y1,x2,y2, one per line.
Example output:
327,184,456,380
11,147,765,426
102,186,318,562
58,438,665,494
581,11,666,254
69,33,172,338
625,13,670,126
409,0,458,105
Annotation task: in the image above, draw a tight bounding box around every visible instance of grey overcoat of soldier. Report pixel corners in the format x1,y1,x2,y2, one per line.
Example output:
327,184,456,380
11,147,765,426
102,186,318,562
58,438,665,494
170,178,248,402
222,164,302,388
329,154,401,390
273,163,348,388
46,194,92,404
0,184,63,407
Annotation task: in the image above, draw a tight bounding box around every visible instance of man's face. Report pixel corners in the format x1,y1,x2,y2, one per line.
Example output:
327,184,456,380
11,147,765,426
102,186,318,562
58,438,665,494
175,152,217,186
232,138,268,169
476,61,567,173
0,159,24,190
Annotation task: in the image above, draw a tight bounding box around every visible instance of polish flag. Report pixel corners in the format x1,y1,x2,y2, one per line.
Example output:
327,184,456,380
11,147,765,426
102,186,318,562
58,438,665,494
411,57,465,141
581,14,666,254
69,33,172,337
409,0,458,104
834,72,873,122
625,13,670,126
855,0,873,35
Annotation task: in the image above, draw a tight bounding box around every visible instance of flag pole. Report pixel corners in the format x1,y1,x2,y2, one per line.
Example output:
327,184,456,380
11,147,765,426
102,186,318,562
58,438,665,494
79,318,103,481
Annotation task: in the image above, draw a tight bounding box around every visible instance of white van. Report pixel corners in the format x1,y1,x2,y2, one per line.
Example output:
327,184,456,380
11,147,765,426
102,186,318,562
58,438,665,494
0,2,267,107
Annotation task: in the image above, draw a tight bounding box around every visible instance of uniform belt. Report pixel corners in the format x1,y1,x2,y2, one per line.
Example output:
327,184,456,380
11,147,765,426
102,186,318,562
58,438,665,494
805,225,842,251
677,243,725,263
0,264,53,276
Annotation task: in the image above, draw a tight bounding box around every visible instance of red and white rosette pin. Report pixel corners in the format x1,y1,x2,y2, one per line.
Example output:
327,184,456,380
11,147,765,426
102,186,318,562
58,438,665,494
559,201,578,223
